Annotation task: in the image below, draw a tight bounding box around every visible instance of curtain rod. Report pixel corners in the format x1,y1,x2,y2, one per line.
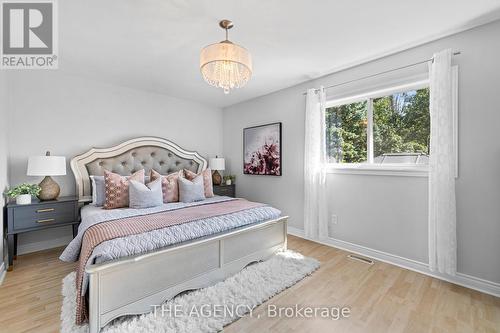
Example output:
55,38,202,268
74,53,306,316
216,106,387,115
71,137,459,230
303,51,461,95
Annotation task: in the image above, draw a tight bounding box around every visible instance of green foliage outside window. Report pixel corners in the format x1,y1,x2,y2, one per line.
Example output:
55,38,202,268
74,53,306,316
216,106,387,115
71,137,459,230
326,100,367,163
373,88,430,157
325,87,430,163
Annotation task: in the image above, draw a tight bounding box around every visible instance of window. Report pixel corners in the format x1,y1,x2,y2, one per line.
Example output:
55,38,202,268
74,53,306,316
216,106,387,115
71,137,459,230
326,100,367,163
325,82,430,169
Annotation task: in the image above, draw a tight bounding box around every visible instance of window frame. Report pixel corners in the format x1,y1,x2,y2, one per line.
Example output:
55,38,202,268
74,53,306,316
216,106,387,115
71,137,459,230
325,79,431,177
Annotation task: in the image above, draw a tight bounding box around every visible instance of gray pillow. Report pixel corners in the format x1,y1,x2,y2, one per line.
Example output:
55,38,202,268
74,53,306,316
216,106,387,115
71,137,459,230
129,179,163,209
92,175,149,206
178,175,206,203
90,176,106,206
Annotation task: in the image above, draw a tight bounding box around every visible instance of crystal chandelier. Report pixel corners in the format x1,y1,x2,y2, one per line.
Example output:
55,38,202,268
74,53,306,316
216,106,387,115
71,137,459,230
200,20,252,94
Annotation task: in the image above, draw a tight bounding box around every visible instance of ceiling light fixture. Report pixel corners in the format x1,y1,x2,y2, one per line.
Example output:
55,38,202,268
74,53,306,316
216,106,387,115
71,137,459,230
200,20,252,94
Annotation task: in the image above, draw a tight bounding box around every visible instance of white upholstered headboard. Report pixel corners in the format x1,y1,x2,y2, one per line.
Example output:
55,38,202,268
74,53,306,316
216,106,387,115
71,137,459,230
70,137,207,203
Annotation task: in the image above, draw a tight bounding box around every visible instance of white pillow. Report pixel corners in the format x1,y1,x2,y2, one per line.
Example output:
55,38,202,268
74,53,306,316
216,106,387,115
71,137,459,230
178,175,206,203
129,179,163,209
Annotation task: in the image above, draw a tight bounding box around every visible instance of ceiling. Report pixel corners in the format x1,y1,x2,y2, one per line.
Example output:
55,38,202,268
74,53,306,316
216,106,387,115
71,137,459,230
59,0,500,108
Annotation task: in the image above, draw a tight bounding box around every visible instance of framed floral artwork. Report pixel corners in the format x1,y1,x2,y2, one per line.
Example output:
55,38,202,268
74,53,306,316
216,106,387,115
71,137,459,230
243,122,282,176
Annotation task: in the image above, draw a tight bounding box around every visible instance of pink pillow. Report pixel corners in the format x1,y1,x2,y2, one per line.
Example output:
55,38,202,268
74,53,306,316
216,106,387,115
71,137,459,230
150,169,182,203
183,168,214,198
104,169,145,209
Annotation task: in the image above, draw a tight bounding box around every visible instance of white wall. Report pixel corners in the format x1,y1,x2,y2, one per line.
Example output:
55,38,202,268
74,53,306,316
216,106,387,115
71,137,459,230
7,71,223,253
0,73,9,274
223,20,500,284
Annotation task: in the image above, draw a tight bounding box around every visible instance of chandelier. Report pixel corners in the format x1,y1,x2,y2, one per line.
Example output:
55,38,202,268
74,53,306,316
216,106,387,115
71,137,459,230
200,20,252,94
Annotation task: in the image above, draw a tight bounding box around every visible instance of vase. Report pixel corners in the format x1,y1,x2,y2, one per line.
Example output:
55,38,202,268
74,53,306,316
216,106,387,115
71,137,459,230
212,170,222,186
38,176,61,201
16,194,32,205
225,179,232,185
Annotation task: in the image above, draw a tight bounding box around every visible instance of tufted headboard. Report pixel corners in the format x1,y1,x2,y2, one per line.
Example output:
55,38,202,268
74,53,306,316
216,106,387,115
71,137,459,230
70,137,207,203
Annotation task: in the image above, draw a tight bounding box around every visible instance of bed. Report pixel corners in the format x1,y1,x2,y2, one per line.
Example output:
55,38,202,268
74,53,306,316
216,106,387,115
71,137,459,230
65,137,288,333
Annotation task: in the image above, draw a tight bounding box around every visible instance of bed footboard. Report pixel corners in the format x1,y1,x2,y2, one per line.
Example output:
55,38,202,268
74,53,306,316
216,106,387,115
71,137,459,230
86,216,288,333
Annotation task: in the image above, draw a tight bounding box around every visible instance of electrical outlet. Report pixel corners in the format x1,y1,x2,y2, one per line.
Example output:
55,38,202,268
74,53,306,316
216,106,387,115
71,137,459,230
331,214,338,225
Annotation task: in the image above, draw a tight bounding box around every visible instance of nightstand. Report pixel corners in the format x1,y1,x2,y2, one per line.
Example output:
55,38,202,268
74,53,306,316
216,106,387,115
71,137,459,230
213,184,236,198
5,196,80,271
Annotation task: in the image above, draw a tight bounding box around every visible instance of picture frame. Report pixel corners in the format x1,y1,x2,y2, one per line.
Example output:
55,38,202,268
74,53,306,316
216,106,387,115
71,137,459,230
243,122,282,176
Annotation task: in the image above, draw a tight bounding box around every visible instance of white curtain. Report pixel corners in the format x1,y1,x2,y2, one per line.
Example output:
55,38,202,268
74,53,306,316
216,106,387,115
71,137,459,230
304,87,328,240
428,49,457,275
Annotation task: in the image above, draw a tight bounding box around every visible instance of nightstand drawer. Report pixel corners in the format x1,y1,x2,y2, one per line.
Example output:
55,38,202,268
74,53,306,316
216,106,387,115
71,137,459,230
12,201,76,230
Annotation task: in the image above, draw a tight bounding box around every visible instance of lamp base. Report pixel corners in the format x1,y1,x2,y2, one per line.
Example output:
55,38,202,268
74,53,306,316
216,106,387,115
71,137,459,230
212,170,222,186
38,176,60,201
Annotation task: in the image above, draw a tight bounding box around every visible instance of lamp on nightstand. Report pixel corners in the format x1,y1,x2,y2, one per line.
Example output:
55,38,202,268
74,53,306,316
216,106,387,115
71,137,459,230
27,151,66,201
209,156,225,186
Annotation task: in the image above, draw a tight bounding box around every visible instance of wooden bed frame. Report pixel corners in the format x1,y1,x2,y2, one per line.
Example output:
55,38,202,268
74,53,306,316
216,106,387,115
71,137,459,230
70,137,288,333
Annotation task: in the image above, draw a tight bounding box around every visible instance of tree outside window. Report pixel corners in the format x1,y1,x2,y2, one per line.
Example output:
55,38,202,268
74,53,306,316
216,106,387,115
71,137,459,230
325,87,430,164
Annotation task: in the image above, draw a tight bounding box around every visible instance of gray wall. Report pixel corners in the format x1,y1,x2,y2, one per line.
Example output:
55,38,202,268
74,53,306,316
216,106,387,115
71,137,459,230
0,73,9,271
7,71,223,253
223,20,500,283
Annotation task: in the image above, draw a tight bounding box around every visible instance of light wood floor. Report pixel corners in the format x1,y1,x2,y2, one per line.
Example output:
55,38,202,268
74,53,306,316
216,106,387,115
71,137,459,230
0,235,499,333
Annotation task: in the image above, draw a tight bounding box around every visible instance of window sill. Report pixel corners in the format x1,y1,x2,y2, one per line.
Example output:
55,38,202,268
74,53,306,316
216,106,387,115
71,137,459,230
326,164,429,177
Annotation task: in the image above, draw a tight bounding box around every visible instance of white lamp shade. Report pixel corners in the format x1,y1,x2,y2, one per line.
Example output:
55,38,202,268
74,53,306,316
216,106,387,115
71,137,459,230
209,157,225,171
200,42,252,94
27,155,67,176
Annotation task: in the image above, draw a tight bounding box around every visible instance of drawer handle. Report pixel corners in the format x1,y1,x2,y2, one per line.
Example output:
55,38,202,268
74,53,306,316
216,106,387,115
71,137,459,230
37,208,55,213
37,218,55,223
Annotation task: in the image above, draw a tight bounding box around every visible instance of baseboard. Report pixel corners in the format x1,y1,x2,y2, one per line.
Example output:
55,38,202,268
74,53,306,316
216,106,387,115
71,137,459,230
287,226,500,298
0,262,6,285
17,235,73,255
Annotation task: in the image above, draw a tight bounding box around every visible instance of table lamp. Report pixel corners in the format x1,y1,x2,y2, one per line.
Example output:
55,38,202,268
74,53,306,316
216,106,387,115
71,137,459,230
27,151,66,201
209,156,225,186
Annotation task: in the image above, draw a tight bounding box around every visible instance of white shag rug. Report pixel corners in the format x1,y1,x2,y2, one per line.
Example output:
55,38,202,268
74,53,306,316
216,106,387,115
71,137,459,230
61,250,319,333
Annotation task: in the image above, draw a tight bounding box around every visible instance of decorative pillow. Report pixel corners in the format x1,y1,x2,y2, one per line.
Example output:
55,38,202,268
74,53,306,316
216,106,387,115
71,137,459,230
129,179,163,209
183,168,214,198
178,175,206,203
150,169,182,203
92,175,150,207
90,175,105,206
104,169,145,209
